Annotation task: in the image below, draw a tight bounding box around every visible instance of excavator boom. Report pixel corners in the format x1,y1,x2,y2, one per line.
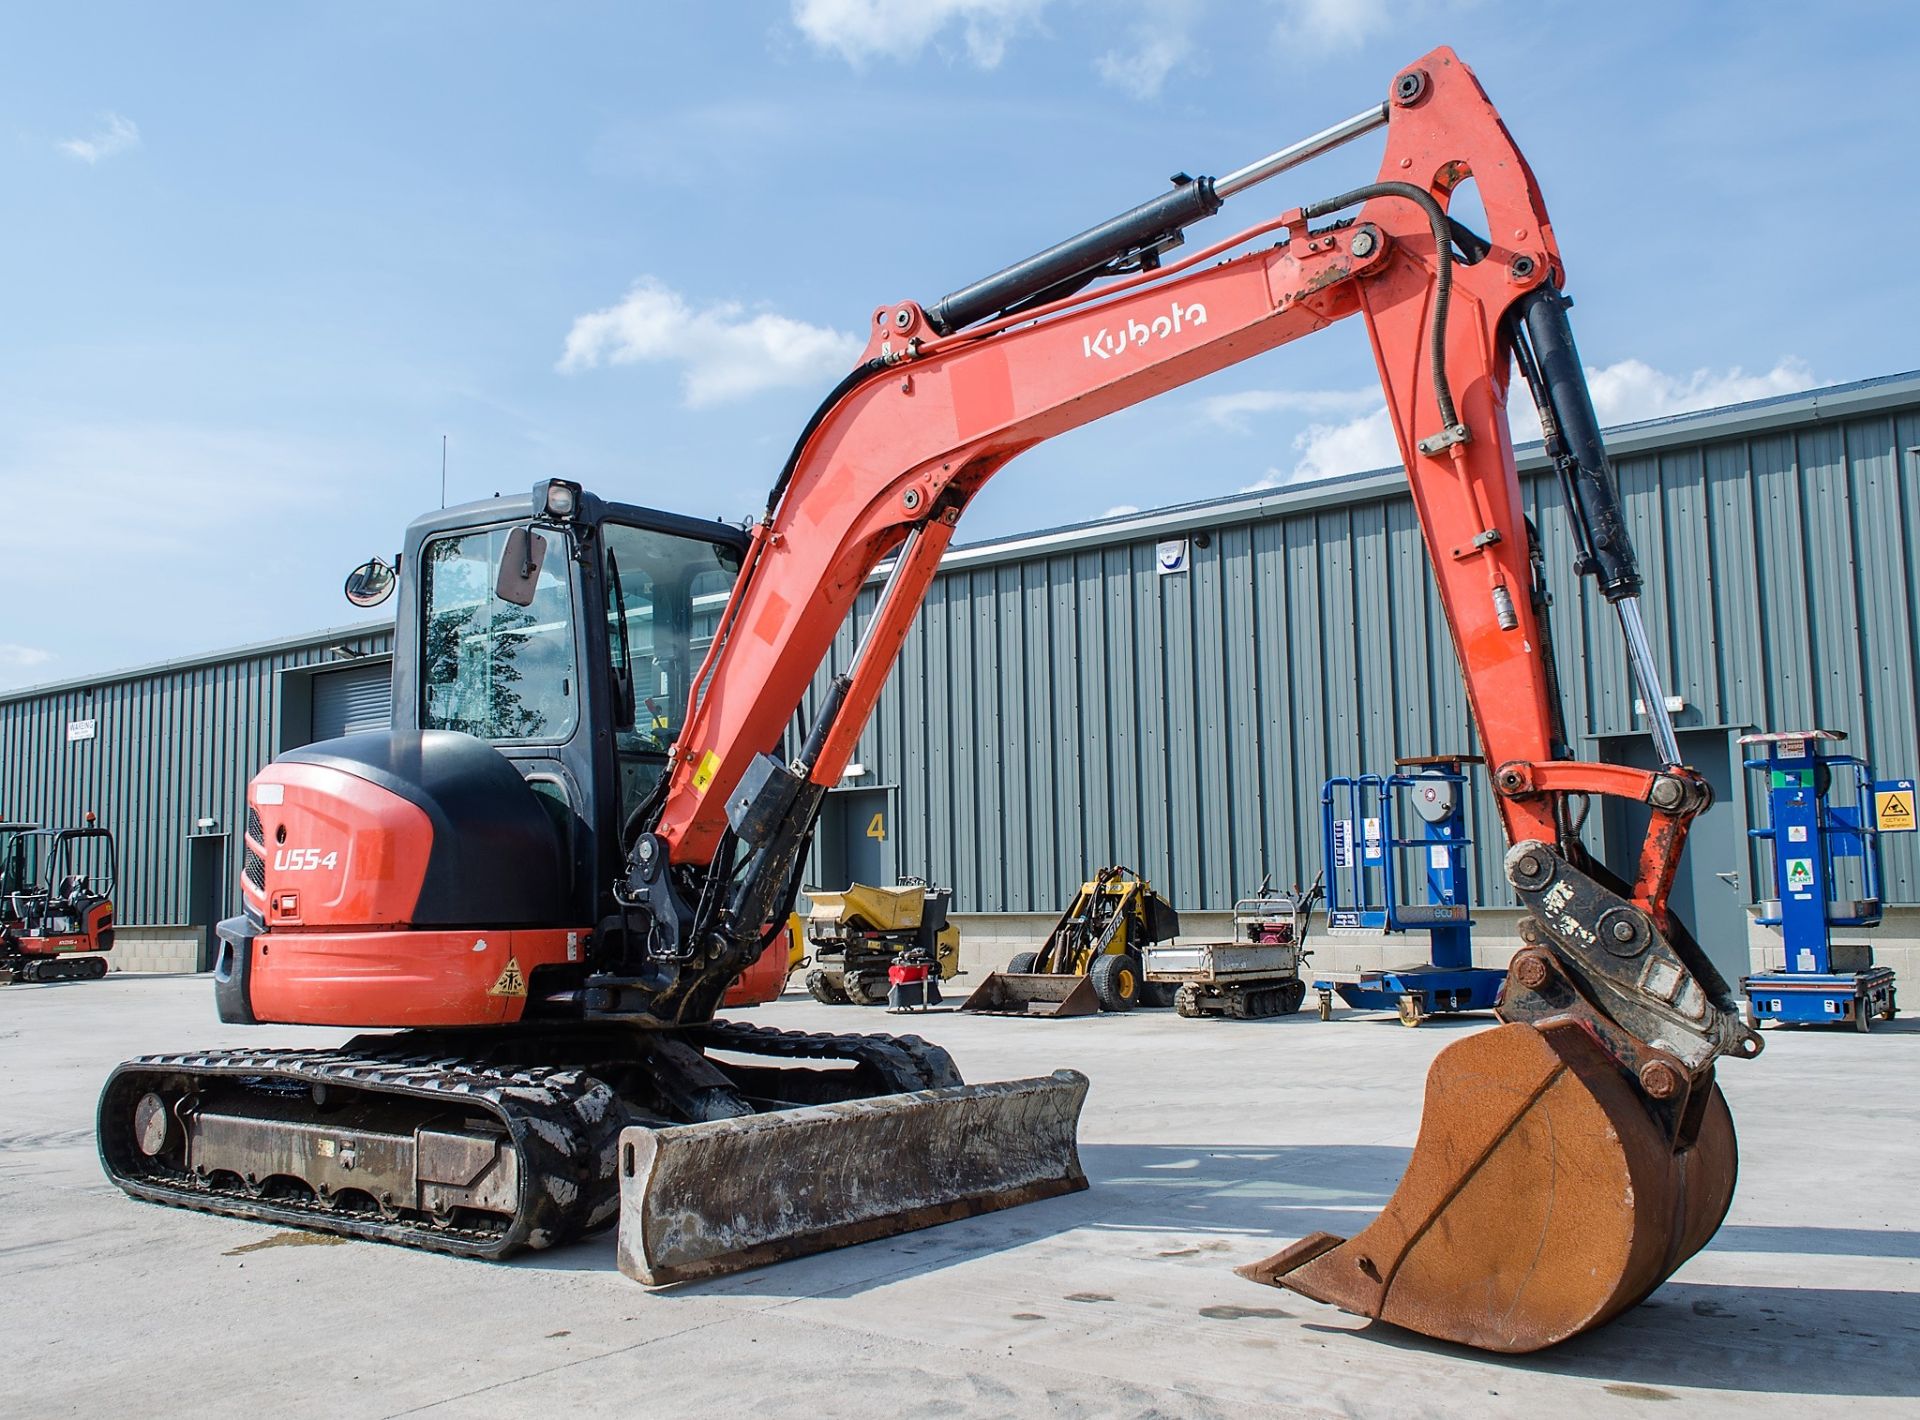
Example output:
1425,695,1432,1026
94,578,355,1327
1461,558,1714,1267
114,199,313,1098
598,46,1757,1349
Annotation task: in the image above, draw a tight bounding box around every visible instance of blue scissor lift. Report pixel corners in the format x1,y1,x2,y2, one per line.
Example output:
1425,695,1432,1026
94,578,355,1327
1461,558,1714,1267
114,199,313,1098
1313,756,1507,1026
1740,729,1902,1030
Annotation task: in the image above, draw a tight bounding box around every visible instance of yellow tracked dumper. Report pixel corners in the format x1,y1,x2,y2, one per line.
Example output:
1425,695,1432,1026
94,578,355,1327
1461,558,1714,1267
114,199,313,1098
803,879,961,1006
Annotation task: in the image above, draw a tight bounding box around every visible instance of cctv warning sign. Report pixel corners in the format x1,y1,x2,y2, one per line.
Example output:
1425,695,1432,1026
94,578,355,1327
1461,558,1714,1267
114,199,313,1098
1877,780,1916,833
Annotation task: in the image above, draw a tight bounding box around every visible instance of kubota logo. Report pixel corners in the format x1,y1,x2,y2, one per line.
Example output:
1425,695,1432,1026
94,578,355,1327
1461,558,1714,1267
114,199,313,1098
1082,300,1208,361
274,848,339,872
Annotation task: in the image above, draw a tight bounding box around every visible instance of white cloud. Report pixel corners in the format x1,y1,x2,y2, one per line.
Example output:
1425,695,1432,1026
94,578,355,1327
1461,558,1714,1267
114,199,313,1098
557,277,863,408
1095,3,1199,98
1102,503,1141,518
792,0,1050,68
1200,385,1381,432
1269,0,1389,54
0,644,53,671
1586,357,1816,426
1239,358,1821,492
1242,405,1400,490
57,112,140,164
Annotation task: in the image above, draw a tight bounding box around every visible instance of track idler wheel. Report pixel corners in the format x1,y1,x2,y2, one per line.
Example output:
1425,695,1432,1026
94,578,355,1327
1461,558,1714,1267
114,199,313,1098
1238,1020,1737,1353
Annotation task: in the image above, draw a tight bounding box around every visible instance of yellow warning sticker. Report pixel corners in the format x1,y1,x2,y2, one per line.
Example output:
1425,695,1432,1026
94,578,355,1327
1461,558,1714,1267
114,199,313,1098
691,750,721,795
1877,786,1916,833
488,955,526,997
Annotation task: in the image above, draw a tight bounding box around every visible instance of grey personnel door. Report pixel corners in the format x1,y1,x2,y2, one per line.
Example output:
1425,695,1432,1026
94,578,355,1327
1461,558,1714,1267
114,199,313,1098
813,788,893,892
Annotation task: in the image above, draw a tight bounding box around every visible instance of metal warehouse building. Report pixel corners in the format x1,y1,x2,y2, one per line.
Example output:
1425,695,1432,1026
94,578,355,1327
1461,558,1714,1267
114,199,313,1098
5,371,1918,984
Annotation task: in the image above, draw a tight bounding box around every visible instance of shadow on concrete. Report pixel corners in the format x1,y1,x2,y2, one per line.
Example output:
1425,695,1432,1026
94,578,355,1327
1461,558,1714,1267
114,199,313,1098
1756,1016,1920,1036
1709,1223,1920,1258
522,1136,1920,1404
1316,1280,1920,1397
1318,1012,1494,1030
508,1141,1409,1287
515,1141,1920,1397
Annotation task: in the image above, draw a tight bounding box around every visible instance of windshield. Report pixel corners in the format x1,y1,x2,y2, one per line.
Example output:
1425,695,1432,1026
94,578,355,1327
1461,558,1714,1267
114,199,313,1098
1,831,40,904
421,525,579,741
603,522,739,822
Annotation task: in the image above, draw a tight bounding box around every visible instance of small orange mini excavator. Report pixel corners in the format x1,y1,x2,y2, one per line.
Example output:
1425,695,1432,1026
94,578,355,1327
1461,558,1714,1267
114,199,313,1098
2,818,116,982
100,49,1758,1352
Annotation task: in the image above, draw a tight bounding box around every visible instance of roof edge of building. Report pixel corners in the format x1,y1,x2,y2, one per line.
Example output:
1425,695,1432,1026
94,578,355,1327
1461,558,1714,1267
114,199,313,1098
926,368,1920,573
0,620,395,706
7,368,1915,704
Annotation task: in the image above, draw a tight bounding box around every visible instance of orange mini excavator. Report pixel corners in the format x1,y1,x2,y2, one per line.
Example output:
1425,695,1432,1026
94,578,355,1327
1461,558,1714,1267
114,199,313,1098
100,48,1758,1352
3,819,117,982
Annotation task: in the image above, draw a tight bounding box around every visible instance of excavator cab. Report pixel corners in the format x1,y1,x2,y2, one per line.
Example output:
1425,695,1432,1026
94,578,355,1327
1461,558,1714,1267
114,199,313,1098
204,482,755,1027
103,480,1088,1280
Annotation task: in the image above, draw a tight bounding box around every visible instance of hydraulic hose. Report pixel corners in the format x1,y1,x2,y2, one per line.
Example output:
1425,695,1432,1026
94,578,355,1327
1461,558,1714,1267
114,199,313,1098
1300,181,1459,435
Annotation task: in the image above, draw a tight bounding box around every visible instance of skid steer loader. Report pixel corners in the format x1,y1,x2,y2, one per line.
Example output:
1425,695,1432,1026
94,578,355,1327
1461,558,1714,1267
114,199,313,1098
962,867,1181,1016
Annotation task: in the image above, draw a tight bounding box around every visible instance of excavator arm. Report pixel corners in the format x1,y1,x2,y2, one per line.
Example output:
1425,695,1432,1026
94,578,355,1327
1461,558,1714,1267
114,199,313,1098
588,47,1758,1350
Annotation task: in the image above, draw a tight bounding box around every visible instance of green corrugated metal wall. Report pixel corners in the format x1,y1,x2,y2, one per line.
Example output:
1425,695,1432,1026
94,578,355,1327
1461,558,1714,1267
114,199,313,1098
0,626,392,925
3,373,1916,928
812,374,1920,914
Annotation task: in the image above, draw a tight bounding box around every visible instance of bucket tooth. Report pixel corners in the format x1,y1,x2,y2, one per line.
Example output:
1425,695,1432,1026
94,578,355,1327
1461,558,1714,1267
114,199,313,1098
959,973,1101,1017
1238,1022,1738,1353
618,1070,1089,1285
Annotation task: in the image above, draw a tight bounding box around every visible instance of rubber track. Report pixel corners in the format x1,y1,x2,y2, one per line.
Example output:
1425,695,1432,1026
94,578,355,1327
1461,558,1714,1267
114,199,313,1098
100,1019,966,1259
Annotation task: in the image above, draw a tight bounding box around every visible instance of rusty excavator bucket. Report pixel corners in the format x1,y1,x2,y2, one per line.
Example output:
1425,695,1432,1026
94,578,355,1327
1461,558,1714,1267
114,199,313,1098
1240,843,1758,1353
1239,1022,1736,1351
619,1071,1090,1285
959,972,1102,1017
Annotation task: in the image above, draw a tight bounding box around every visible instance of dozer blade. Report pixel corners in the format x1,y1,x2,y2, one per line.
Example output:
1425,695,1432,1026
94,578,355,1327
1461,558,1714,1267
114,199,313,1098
959,972,1101,1017
618,1069,1088,1284
1238,1021,1738,1353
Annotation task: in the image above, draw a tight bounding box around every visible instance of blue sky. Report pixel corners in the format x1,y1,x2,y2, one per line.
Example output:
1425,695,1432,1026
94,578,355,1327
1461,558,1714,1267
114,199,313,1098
1,1,1913,690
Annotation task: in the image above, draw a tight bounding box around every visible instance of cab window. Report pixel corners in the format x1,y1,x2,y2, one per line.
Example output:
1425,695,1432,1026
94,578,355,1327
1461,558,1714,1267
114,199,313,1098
421,526,578,741
602,523,740,823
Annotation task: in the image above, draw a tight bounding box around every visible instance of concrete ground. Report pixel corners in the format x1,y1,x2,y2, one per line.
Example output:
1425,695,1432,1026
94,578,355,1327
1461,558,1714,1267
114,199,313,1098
3,975,1915,1419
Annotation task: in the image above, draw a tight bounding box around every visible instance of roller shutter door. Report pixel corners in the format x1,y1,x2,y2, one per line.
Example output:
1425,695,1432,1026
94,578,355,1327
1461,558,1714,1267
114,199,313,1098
311,661,392,739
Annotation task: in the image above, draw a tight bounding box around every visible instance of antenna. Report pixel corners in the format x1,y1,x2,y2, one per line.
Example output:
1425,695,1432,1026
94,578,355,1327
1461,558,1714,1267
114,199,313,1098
440,434,449,508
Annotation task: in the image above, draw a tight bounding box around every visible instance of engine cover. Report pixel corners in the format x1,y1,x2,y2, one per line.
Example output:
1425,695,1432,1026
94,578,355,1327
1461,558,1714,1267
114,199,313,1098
245,730,565,931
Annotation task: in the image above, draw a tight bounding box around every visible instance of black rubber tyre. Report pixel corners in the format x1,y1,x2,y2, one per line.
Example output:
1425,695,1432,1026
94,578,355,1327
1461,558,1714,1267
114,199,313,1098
804,968,850,1005
1855,999,1873,1033
843,969,890,1007
1140,979,1179,1009
1007,951,1041,975
1089,953,1140,1012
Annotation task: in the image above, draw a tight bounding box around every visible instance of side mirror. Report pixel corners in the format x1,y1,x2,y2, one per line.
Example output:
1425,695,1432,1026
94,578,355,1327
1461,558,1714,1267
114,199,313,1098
495,527,546,607
343,557,397,608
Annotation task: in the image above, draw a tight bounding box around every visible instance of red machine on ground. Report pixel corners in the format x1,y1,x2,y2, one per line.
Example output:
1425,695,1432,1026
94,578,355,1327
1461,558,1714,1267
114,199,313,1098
100,49,1757,1352
2,818,117,983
